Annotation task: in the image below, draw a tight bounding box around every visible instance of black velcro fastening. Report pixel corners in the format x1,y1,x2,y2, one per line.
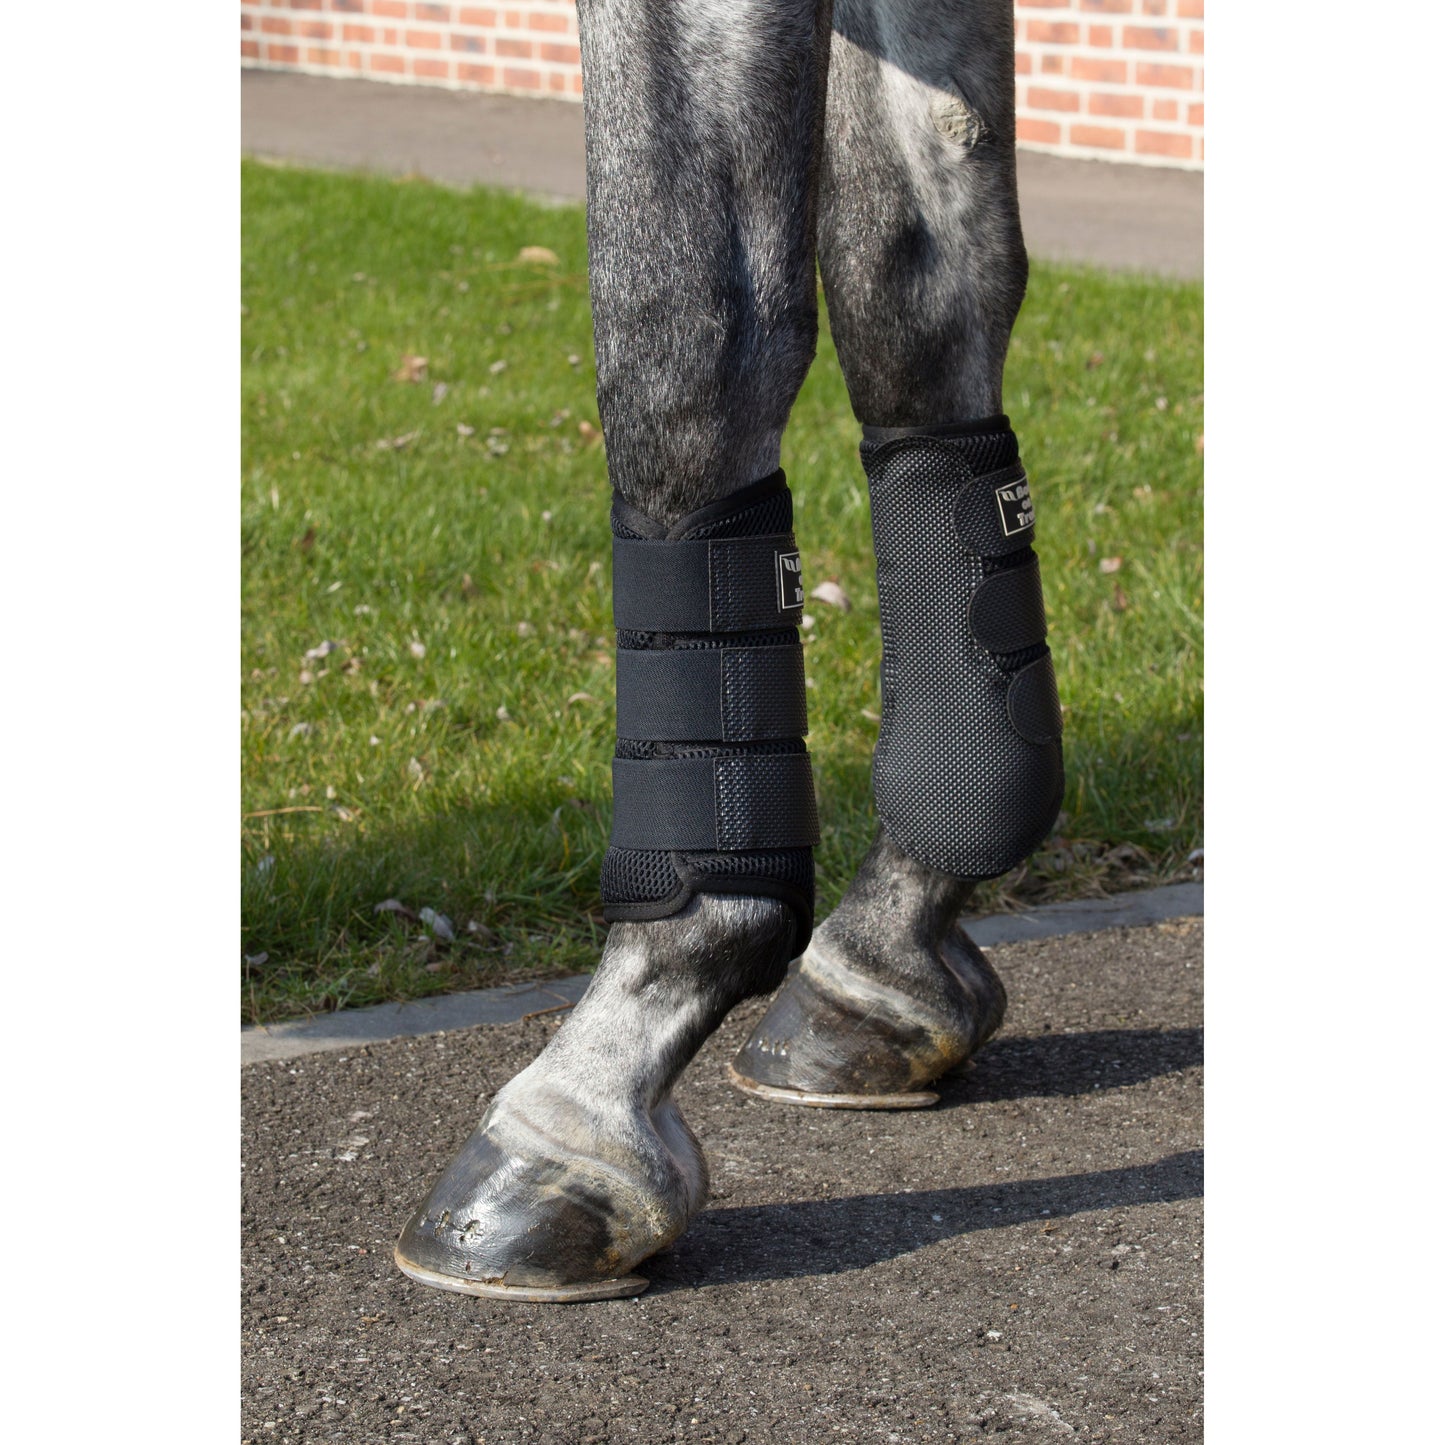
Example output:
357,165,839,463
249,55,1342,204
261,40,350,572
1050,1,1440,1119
615,645,808,742
612,534,805,633
968,554,1049,655
610,754,820,851
1007,654,1065,744
954,462,1036,556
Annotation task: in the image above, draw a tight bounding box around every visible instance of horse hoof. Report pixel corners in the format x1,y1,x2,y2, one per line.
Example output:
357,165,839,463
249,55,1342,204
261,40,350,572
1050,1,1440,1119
728,934,1005,1108
725,1062,939,1110
395,1091,704,1302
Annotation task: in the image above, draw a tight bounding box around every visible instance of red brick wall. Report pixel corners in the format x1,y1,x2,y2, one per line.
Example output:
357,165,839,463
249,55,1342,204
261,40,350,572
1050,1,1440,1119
240,0,583,100
1015,0,1203,168
242,0,1203,170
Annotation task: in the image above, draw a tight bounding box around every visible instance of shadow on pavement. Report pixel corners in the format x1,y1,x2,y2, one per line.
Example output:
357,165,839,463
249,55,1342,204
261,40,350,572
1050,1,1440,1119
650,1150,1203,1291
936,1027,1204,1109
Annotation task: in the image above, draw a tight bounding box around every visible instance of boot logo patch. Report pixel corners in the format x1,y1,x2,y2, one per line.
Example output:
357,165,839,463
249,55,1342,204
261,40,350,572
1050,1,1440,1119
995,475,1035,537
776,550,804,611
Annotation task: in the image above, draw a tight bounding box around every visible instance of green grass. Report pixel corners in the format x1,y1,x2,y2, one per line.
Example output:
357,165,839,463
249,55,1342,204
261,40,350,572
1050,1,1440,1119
241,159,1202,1025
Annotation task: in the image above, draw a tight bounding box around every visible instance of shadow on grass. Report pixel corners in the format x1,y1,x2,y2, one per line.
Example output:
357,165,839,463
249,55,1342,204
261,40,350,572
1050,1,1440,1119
242,697,1201,1023
649,1149,1202,1291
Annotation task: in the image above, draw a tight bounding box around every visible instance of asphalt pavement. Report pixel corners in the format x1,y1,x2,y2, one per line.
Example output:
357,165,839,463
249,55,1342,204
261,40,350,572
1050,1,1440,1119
242,915,1203,1443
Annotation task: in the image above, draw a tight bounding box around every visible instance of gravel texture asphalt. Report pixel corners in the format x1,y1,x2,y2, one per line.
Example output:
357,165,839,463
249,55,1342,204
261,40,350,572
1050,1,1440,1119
242,917,1203,1443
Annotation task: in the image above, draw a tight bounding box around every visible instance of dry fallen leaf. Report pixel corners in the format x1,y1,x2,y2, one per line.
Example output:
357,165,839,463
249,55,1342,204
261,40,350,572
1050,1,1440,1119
419,907,455,942
578,420,601,445
304,640,341,661
810,580,851,611
393,354,428,383
456,423,475,437
1099,557,1123,574
374,898,419,922
409,640,427,659
517,246,560,266
431,382,449,404
460,573,479,598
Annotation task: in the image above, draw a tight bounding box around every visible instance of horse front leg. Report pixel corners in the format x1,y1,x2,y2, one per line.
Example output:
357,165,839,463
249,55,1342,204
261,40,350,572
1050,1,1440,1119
395,0,834,1301
731,0,1063,1108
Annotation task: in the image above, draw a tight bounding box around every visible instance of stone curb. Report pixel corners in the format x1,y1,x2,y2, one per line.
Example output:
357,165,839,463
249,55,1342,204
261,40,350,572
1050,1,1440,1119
242,881,1202,1066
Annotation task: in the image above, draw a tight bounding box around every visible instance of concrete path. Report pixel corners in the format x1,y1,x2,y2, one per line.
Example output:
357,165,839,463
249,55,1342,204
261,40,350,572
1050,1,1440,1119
243,881,1202,1064
242,915,1203,1442
242,70,1203,279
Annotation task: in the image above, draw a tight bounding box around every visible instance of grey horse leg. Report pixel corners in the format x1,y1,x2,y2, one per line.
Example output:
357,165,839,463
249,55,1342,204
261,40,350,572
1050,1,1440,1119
732,0,1038,1107
396,0,834,1300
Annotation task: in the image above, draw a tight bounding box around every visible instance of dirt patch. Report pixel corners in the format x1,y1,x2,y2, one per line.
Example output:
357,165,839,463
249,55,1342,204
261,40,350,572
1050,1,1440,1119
242,919,1202,1442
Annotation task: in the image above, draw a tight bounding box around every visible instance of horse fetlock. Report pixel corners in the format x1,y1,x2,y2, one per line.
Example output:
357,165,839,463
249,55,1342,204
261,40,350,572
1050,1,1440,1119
729,922,1006,1108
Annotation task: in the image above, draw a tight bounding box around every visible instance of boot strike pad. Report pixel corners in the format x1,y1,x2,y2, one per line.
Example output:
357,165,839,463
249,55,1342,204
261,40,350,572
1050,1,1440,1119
860,422,1064,879
601,472,818,945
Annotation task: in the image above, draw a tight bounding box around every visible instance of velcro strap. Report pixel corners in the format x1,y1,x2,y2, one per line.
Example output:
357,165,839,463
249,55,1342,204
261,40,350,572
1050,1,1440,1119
610,753,820,850
954,463,1036,556
968,555,1048,654
615,644,808,742
1007,654,1064,744
612,534,805,633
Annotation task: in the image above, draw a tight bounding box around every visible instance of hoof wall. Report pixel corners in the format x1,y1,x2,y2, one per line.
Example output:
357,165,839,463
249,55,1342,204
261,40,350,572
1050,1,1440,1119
394,1245,650,1303
725,1062,938,1111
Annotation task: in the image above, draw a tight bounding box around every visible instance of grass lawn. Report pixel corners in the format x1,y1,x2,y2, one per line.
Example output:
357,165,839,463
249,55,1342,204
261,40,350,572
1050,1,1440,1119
242,160,1202,1025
